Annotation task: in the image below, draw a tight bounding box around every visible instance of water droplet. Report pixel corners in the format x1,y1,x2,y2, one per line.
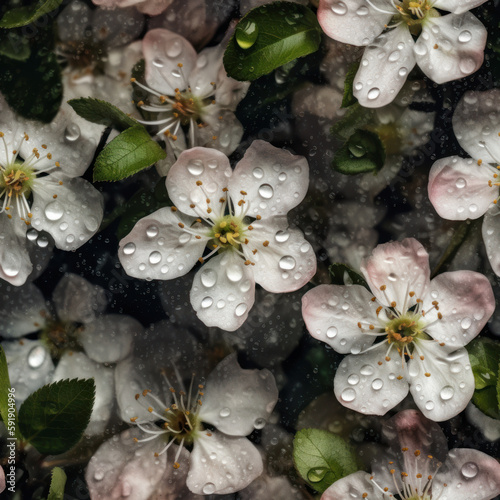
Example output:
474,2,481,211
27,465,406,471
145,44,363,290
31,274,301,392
398,67,408,77
360,365,374,376
307,467,328,483
388,50,400,62
458,30,472,43
279,255,296,270
202,483,216,495
455,177,467,189
252,167,264,179
226,263,243,282
461,462,478,478
367,88,380,100
348,374,360,385
149,251,162,265
414,43,427,56
94,470,104,481
300,242,310,253
275,230,290,243
331,1,347,15
461,317,472,329
469,204,478,213
372,378,383,391
166,39,182,58
235,19,259,49
123,242,136,255
459,57,476,74
152,58,164,68
326,326,337,338
187,159,204,176
235,303,247,316
341,388,356,402
201,268,217,288
44,201,64,221
258,183,274,199
440,385,454,401
201,296,213,308
219,407,231,417
28,345,46,368
356,5,368,15
179,233,191,244
254,417,266,429
425,400,434,411
64,123,81,142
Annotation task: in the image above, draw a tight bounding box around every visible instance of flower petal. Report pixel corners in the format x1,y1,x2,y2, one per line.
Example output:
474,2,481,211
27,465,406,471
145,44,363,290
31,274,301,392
81,315,140,363
188,45,224,99
31,176,104,251
432,448,500,500
199,353,278,435
166,147,232,218
483,205,500,276
317,0,391,46
143,29,197,95
452,89,500,164
0,216,31,286
422,270,494,347
118,207,208,280
361,238,430,308
409,342,474,421
190,252,255,331
428,156,496,220
228,140,309,218
187,431,263,495
414,13,486,84
302,284,381,354
353,26,416,108
52,273,107,323
334,346,409,415
432,0,488,15
0,282,46,338
244,218,316,293
322,471,379,500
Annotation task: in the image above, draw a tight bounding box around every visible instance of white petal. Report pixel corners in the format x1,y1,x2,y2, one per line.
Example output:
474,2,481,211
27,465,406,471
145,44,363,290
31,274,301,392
483,205,500,276
31,176,104,251
409,341,474,421
166,147,231,218
317,0,392,46
3,339,53,405
199,354,278,435
302,284,381,354
52,273,107,323
322,471,381,500
432,448,500,500
428,156,496,220
361,238,430,308
81,315,140,363
228,140,309,218
244,219,316,293
0,215,31,286
432,0,488,14
422,271,494,347
53,352,114,435
189,45,224,98
452,89,500,164
239,474,304,500
414,13,486,84
334,346,409,415
118,207,208,280
0,282,46,337
190,252,255,331
215,67,250,111
354,26,416,108
195,110,244,157
143,29,197,95
187,431,263,495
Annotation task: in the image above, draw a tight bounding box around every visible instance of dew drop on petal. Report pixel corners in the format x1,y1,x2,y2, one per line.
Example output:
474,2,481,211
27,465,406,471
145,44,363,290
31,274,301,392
275,230,290,243
425,400,434,411
149,251,162,265
455,177,467,189
341,388,356,402
371,378,383,391
254,417,266,429
461,462,478,478
235,303,247,317
166,39,182,58
252,167,264,179
202,483,216,495
44,201,64,221
326,326,337,338
367,88,380,100
201,296,213,308
360,365,374,376
347,374,360,385
440,385,454,401
123,242,136,255
201,268,217,288
258,183,274,199
64,123,81,142
219,407,231,417
356,5,368,15
279,255,296,270
187,160,204,176
28,345,46,368
226,263,243,282
461,317,472,329
94,470,104,481
330,1,347,15
458,30,472,43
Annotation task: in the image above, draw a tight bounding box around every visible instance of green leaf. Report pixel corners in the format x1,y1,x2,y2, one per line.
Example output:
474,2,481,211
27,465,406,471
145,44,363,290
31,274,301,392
0,0,63,28
223,2,322,81
0,30,30,61
293,428,359,493
18,378,95,455
329,263,369,289
93,126,166,182
467,338,500,420
0,345,18,435
342,62,359,108
47,467,67,500
332,129,386,175
68,98,138,132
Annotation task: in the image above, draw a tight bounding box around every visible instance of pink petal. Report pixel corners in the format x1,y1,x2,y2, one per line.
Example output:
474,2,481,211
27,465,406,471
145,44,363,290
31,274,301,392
322,471,378,500
483,205,500,276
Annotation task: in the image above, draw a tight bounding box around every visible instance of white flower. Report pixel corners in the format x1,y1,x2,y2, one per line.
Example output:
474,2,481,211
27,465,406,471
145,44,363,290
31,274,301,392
87,354,279,496
0,95,104,286
428,89,500,277
302,238,495,421
92,0,173,15
317,0,488,107
322,409,500,500
118,141,317,331
131,28,249,173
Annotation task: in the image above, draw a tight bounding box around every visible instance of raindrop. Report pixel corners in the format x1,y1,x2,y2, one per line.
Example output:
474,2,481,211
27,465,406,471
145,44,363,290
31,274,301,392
326,326,337,338
44,201,64,221
235,303,248,316
202,483,216,495
458,30,472,43
149,251,162,265
235,20,259,49
201,269,217,288
258,183,274,199
64,123,81,142
226,264,243,282
28,345,46,368
455,178,467,189
279,255,296,270
461,317,472,329
425,400,434,411
440,386,454,401
94,470,104,481
331,1,347,15
201,297,213,308
187,160,204,176
123,242,136,255
152,58,164,68
278,172,287,182
398,67,408,77
388,50,400,62
254,417,266,429
275,230,290,243
360,364,374,376
146,225,159,238
252,167,264,179
356,5,368,15
166,39,182,58
347,374,360,385
307,467,328,483
461,462,478,479
367,88,380,100
219,407,231,417
459,57,476,74
371,378,383,391
341,388,356,402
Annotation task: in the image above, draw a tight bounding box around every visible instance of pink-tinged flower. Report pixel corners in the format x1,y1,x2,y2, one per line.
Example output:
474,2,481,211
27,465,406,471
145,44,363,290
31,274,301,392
302,238,494,421
132,28,249,173
428,89,500,276
322,409,500,500
92,0,172,16
86,354,279,497
317,0,487,107
118,141,317,331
